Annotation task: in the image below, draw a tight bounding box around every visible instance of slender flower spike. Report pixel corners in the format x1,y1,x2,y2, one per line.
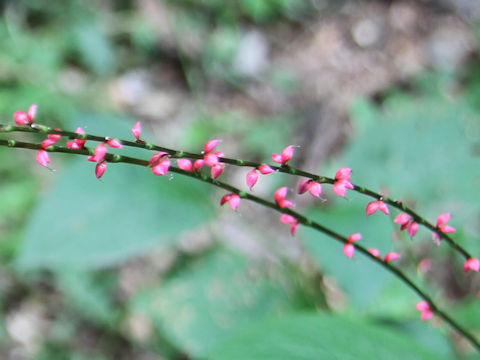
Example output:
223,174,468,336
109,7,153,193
258,164,275,175
436,213,456,234
368,248,381,258
246,169,259,189
132,122,141,140
177,158,193,172
416,301,434,321
95,161,107,179
35,149,50,167
220,193,241,210
464,258,480,273
280,214,299,236
107,138,123,149
271,145,294,165
384,252,400,262
366,200,389,216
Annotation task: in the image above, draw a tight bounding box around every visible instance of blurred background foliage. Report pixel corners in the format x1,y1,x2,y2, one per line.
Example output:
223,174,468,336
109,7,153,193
0,0,480,359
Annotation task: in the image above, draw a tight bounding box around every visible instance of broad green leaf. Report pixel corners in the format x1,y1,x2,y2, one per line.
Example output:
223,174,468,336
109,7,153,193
207,312,450,360
130,248,298,357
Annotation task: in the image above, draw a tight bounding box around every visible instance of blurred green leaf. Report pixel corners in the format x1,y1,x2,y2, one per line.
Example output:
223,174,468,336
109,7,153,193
130,248,298,357
206,312,449,360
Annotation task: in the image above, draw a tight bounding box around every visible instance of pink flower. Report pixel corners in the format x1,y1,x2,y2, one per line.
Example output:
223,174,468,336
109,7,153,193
366,200,389,215
47,129,62,142
464,258,480,273
384,252,400,262
394,213,418,238
297,179,322,197
416,301,434,321
41,138,57,148
132,122,141,140
194,159,204,171
67,127,87,149
271,145,294,165
150,152,170,176
211,164,225,179
177,158,193,172
107,138,123,149
14,104,37,125
280,214,299,236
368,248,381,258
35,149,50,167
436,213,456,234
89,143,107,162
95,161,107,179
343,233,362,258
204,139,220,153
407,221,419,237
394,213,411,226
258,164,275,174
204,152,219,167
274,187,294,208
333,168,354,197
246,169,259,189
220,193,241,210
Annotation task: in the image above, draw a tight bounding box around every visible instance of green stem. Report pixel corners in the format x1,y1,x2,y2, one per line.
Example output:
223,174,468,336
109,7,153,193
0,137,478,351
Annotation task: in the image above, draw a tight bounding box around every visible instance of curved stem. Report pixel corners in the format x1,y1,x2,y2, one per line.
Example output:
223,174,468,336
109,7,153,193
0,123,473,260
0,137,478,351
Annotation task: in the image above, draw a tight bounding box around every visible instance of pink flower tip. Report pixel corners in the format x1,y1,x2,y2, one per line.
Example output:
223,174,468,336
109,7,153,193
35,149,50,167
335,168,352,180
246,169,259,189
204,152,219,167
279,214,299,236
436,213,456,234
258,164,275,175
343,243,355,258
132,121,141,140
107,138,123,149
14,111,29,125
220,193,241,210
368,248,381,258
366,200,389,216
407,221,419,237
464,258,480,274
394,213,411,225
333,179,353,197
384,252,400,262
271,145,294,165
347,233,362,242
415,301,433,321
211,164,225,179
95,161,107,179
92,143,107,162
177,158,193,172
298,179,322,197
204,139,220,153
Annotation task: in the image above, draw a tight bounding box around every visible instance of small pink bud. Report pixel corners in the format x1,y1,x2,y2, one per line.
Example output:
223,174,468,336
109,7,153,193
436,213,456,234
220,193,241,210
48,129,62,142
407,221,419,237
366,200,389,216
368,248,381,258
93,143,107,162
246,169,259,189
280,214,299,236
278,199,294,208
132,121,141,140
271,145,294,165
152,157,170,176
95,161,107,179
297,179,311,194
67,141,82,150
194,159,204,171
204,139,220,153
211,164,224,179
464,258,480,273
149,152,168,165
394,213,411,226
36,149,50,167
177,158,193,172
274,187,288,203
14,111,29,125
347,233,362,242
41,139,56,148
204,152,219,167
333,179,353,197
343,243,355,258
415,301,434,321
384,252,400,262
27,104,37,122
258,164,275,174
271,153,283,163
213,151,225,159
308,182,322,197
73,127,86,148
335,168,352,180
107,138,123,149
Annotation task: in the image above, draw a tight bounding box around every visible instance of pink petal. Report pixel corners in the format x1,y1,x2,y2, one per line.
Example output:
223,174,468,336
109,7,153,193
436,213,451,226
368,248,381,258
343,243,355,258
132,121,141,140
290,223,299,236
366,201,380,216
204,153,219,167
280,145,294,164
378,201,389,215
213,151,225,158
464,258,480,273
439,224,456,234
149,152,168,165
278,199,294,208
420,310,434,321
309,182,322,197
297,179,311,194
220,194,231,206
407,221,419,237
394,213,411,225
384,252,400,262
415,301,430,312
335,168,352,180
194,159,204,171
258,164,275,174
48,129,62,142
41,138,57,148
74,127,86,147
271,153,283,164
347,233,362,242
107,138,123,149
204,139,220,153
93,143,108,162
14,111,30,125
95,161,107,179
35,149,50,167
152,158,170,176
27,104,37,122
211,164,224,179
274,187,288,203
177,158,193,171
228,194,241,210
280,214,297,225
75,127,86,135
246,169,259,189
